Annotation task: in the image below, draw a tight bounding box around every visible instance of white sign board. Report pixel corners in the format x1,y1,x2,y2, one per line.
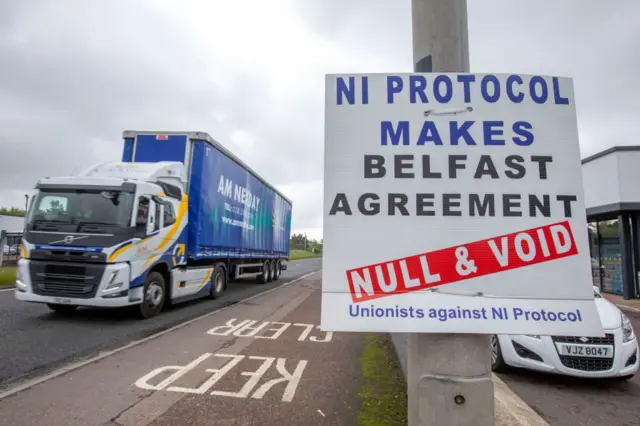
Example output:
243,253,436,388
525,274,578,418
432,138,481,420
321,73,603,336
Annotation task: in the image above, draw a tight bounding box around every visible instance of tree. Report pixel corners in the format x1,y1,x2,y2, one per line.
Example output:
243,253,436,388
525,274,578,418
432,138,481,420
47,199,64,214
0,207,25,217
289,233,323,253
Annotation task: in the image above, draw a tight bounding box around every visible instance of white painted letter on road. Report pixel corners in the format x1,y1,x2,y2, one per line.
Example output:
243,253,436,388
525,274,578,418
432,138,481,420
167,354,244,395
134,353,212,391
134,352,308,403
250,357,308,402
206,319,253,336
205,319,334,343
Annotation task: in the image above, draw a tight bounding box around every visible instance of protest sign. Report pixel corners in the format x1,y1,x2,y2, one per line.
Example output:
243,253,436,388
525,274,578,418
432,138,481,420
321,73,603,336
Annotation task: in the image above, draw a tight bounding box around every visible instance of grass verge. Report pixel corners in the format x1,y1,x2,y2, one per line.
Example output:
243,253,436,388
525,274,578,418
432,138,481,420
0,266,16,287
289,249,321,260
358,333,408,426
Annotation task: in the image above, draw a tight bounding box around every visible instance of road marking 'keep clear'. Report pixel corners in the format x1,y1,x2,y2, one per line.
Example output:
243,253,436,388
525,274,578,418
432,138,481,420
133,319,331,402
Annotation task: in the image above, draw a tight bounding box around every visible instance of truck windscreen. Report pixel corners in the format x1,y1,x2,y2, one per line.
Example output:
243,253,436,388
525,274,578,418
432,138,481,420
26,189,135,232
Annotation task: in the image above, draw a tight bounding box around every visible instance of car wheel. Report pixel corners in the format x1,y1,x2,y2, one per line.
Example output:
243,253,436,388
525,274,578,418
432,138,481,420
138,271,166,319
47,304,78,314
491,335,509,373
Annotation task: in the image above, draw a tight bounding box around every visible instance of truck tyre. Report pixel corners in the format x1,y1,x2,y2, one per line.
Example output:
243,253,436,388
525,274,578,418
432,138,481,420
257,261,269,284
208,265,226,300
273,260,281,281
138,271,166,319
47,304,78,314
267,260,276,282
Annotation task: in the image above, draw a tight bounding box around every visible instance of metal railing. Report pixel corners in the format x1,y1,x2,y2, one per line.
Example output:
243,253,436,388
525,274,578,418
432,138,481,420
0,232,23,266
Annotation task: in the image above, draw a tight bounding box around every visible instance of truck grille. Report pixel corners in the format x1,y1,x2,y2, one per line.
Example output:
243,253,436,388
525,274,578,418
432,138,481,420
553,334,615,372
30,261,105,299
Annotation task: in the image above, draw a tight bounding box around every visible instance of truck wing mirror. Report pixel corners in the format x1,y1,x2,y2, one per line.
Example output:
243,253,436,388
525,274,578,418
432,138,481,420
146,199,157,236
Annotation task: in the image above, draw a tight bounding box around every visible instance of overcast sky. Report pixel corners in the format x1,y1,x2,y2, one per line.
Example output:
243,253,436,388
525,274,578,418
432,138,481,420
0,0,637,241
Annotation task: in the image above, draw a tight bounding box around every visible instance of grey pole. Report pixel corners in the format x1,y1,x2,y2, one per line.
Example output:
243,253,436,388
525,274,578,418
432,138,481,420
409,1,495,425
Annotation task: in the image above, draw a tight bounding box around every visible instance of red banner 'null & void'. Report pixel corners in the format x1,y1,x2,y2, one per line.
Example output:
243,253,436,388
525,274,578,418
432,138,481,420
346,221,578,303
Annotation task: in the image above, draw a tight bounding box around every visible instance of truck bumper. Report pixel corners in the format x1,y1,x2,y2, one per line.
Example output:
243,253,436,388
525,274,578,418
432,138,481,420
14,289,142,308
14,258,143,308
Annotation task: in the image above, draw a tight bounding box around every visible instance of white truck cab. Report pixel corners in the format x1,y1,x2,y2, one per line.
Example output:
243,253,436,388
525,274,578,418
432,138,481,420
16,161,191,318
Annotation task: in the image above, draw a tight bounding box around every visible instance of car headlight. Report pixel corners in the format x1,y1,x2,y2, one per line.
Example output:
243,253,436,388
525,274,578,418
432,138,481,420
622,312,635,343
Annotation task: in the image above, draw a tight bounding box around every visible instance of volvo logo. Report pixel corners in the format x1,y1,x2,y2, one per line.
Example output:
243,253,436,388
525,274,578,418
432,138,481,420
50,235,89,245
579,336,589,343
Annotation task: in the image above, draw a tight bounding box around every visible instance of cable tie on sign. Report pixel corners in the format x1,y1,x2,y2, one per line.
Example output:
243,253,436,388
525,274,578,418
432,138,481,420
424,106,473,117
427,288,484,297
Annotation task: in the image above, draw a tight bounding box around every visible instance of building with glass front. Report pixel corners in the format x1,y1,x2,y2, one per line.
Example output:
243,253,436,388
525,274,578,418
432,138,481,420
583,146,640,300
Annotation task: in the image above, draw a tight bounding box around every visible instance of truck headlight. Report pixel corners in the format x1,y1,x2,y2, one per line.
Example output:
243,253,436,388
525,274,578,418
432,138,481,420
15,267,25,288
622,313,635,343
104,271,123,291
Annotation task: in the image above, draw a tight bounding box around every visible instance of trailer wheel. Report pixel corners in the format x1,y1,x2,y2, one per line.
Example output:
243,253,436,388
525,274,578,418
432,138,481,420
208,265,226,300
257,261,269,284
267,260,276,282
47,304,78,314
138,271,166,319
273,261,281,281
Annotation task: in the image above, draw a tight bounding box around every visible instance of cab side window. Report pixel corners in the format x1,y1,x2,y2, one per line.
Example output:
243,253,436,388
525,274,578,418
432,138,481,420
136,198,149,226
164,203,176,227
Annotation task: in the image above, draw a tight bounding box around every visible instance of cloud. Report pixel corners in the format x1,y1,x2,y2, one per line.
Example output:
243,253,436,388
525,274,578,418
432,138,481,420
0,0,638,239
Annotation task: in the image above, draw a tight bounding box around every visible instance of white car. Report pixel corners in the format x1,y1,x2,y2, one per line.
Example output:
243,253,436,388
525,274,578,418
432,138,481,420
492,286,639,379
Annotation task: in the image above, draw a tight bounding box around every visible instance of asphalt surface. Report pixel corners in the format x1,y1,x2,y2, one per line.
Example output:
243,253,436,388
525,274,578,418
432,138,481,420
0,270,364,426
498,308,640,426
148,275,363,426
0,258,322,392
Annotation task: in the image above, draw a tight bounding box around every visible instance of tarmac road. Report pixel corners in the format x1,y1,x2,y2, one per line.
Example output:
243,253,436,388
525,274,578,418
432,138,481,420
0,258,322,392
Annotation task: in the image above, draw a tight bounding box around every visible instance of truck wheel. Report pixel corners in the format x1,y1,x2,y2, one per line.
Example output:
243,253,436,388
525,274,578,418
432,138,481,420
267,260,276,282
273,261,281,281
138,271,165,319
47,304,78,314
257,261,269,284
208,265,226,300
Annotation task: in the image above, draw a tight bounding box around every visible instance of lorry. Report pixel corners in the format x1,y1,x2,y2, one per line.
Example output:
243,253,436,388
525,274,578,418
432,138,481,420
15,131,292,318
